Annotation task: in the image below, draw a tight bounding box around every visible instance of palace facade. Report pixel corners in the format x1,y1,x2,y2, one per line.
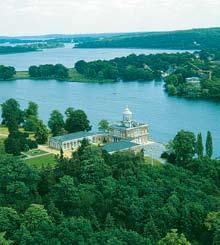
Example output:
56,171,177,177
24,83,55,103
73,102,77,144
109,106,149,145
49,106,149,154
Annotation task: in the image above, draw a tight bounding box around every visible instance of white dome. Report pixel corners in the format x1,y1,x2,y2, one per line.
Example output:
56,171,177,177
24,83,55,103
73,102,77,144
123,106,132,115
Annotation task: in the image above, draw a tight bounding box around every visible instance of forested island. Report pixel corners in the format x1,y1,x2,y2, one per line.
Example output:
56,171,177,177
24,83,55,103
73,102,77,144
0,42,64,55
0,98,219,244
74,49,220,99
76,27,220,50
1,49,220,99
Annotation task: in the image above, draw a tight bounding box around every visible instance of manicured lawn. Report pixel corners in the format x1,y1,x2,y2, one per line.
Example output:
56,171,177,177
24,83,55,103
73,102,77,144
25,154,57,168
24,149,48,157
14,71,29,80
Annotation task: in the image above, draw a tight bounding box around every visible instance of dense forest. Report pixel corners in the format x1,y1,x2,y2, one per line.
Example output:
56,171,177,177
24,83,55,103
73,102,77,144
0,45,38,54
0,130,219,244
0,42,64,55
75,50,220,99
76,28,220,50
74,52,194,82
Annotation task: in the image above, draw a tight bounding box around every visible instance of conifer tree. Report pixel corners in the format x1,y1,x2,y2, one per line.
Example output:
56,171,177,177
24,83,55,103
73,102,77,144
196,133,203,158
206,131,213,158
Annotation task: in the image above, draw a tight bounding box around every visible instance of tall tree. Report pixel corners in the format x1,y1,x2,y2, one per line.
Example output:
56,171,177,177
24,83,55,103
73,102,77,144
35,120,49,144
65,109,91,133
1,99,23,133
98,119,109,132
196,133,204,158
206,131,213,158
24,101,38,118
173,130,196,165
48,110,65,136
23,102,39,132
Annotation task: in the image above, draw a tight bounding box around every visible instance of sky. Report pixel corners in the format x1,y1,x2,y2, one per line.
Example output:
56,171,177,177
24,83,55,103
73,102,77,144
1,0,220,36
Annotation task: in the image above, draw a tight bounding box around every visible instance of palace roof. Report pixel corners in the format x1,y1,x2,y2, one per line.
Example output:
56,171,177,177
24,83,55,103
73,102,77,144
50,131,105,143
102,140,139,153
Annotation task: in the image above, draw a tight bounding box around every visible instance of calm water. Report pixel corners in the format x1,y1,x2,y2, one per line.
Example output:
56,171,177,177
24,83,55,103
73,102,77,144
0,44,193,71
0,79,219,157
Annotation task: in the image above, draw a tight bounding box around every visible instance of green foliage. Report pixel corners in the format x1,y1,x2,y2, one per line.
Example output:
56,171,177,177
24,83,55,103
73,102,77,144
1,98,23,133
172,130,196,165
0,45,38,55
75,53,165,82
23,101,39,132
56,217,94,244
0,207,20,236
0,155,40,211
4,131,37,156
0,232,13,245
48,110,65,136
205,212,220,245
65,108,91,133
206,131,213,158
0,131,219,244
0,65,16,80
35,120,49,144
2,99,39,156
22,204,52,231
196,133,204,158
158,229,191,245
99,119,109,132
29,64,69,80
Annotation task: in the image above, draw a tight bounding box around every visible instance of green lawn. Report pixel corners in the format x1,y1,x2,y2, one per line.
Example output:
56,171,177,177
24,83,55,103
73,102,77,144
14,71,29,80
24,149,48,157
25,154,57,168
0,126,9,136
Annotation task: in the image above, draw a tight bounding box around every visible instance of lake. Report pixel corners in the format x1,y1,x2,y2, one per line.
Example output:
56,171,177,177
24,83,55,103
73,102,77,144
0,79,219,157
0,44,193,71
0,46,219,156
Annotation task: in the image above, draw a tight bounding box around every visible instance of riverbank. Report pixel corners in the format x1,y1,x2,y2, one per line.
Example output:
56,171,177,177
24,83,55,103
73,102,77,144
11,69,115,83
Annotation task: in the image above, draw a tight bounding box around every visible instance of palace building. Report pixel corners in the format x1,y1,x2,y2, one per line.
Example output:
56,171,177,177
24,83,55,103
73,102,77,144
49,106,149,154
108,106,149,144
49,131,107,151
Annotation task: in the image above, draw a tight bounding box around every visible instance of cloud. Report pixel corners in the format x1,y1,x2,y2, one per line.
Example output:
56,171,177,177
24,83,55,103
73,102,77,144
0,0,220,35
